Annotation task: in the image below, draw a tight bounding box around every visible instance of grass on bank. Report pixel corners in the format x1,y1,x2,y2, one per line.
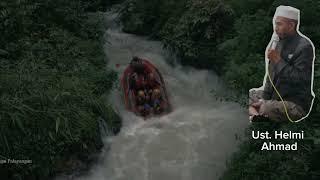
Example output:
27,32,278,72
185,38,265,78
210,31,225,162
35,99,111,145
0,0,122,179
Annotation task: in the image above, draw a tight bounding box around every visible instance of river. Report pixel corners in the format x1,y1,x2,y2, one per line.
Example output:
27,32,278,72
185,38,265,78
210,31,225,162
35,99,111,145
58,10,248,180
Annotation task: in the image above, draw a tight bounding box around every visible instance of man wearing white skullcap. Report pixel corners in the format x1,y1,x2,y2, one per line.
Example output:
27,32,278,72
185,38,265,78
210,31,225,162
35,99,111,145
249,5,315,122
273,5,300,39
274,5,299,21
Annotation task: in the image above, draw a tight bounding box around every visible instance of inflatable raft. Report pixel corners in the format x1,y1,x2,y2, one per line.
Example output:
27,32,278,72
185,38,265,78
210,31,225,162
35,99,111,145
120,59,171,117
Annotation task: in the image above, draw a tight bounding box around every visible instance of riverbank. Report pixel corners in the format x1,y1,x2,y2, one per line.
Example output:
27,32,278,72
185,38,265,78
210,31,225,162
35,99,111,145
119,0,320,179
0,1,122,179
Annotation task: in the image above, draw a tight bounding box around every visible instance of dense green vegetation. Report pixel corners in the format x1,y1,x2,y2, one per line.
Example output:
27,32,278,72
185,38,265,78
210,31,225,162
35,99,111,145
120,0,320,179
0,0,122,179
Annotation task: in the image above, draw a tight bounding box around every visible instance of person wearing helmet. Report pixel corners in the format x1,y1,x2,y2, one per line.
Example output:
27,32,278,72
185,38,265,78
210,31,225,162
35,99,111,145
151,88,164,114
143,72,160,103
136,90,151,116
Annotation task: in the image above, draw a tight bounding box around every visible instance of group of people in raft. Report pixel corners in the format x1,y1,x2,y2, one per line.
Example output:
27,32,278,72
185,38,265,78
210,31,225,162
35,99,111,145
128,56,167,116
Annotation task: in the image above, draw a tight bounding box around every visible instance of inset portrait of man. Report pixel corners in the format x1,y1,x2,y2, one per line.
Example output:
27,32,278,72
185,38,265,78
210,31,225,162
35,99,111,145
249,5,316,122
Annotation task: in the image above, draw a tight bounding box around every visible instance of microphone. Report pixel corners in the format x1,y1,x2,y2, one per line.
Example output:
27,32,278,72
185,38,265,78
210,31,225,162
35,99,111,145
270,33,279,50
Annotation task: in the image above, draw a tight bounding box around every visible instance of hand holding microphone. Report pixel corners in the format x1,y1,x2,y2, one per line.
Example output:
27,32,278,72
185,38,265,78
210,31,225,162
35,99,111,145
270,33,279,50
267,34,281,64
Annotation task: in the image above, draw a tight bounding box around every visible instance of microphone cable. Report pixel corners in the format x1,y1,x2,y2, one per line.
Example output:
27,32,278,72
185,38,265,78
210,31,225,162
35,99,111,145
266,58,299,123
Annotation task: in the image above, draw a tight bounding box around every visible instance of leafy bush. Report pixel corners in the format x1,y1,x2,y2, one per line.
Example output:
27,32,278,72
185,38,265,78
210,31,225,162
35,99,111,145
220,10,272,91
121,0,234,69
0,0,122,179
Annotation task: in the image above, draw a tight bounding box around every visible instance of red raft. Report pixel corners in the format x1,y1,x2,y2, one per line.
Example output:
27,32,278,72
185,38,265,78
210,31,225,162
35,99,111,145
120,59,171,117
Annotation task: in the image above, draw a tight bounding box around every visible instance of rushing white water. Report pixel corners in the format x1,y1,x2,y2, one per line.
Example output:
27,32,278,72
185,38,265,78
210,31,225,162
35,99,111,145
60,11,249,180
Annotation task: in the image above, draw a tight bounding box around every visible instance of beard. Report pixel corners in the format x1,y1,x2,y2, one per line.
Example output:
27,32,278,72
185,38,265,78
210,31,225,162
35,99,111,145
276,32,289,40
